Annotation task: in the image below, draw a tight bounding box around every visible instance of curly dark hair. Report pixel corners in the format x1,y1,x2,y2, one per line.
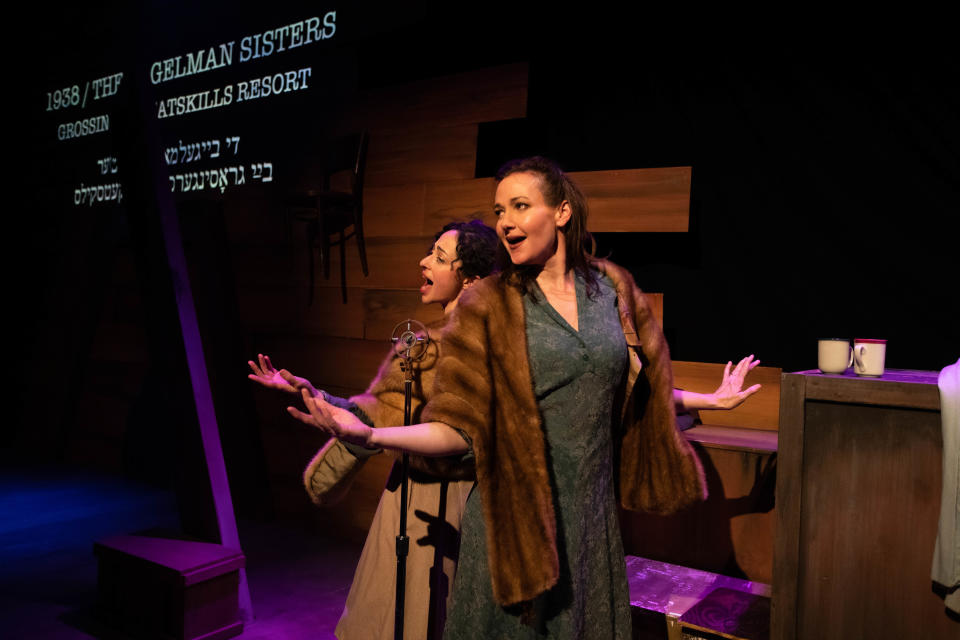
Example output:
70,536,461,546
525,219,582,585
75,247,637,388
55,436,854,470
494,156,598,297
435,218,499,280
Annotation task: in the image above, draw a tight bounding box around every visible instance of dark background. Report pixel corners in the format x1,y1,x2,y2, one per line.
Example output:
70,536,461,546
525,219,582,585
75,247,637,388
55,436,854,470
13,3,959,497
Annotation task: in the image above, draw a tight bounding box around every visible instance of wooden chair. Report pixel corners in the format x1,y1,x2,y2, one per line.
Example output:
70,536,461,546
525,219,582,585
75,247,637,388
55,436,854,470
287,131,369,303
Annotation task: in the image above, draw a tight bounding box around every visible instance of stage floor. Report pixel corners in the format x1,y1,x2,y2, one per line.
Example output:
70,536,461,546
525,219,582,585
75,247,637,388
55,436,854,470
0,465,362,639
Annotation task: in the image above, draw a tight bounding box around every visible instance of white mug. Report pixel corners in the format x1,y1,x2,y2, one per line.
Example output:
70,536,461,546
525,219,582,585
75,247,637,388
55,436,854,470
853,339,887,377
818,339,852,374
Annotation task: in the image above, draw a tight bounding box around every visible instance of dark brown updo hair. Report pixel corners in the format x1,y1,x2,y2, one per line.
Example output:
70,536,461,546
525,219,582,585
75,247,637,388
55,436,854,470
495,156,598,297
435,218,499,280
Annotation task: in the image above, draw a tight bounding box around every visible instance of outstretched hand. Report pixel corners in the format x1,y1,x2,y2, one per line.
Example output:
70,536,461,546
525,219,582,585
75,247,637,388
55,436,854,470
711,355,762,410
288,389,375,448
247,354,318,397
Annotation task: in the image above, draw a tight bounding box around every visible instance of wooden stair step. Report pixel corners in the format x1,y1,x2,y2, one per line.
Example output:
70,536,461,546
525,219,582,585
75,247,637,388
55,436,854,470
94,535,245,640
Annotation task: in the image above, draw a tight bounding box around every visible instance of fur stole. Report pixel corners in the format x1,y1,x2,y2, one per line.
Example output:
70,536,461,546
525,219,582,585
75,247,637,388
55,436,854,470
422,260,706,607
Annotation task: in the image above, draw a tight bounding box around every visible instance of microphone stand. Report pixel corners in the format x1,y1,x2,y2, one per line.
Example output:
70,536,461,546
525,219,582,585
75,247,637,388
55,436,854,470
390,319,428,640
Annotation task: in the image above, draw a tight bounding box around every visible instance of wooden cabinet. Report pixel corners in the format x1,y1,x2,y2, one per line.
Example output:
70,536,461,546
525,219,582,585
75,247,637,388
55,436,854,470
773,369,956,639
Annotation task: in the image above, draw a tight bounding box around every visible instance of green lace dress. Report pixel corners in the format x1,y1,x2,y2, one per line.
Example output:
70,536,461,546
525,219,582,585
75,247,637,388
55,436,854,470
443,273,631,639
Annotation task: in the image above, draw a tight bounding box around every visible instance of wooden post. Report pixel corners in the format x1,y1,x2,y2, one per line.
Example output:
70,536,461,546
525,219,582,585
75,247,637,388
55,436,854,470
771,372,805,640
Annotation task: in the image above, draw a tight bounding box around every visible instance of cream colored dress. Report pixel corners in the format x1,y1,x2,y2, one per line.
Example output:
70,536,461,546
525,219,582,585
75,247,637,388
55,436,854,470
302,326,475,640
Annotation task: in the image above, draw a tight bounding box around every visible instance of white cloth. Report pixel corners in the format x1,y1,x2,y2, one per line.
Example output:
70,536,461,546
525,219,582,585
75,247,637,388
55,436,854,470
932,358,960,614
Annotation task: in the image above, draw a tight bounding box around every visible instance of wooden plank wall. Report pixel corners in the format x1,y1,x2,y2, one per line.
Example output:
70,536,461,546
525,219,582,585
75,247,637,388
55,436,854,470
620,443,777,584
672,361,782,431
622,361,782,584
230,62,692,536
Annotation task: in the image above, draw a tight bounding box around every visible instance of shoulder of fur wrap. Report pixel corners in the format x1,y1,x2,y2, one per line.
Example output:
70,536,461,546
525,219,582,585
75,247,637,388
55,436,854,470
590,259,708,513
589,259,644,342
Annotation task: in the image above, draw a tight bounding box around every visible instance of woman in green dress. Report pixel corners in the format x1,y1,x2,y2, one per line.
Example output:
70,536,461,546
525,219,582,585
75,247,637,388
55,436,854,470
289,157,758,638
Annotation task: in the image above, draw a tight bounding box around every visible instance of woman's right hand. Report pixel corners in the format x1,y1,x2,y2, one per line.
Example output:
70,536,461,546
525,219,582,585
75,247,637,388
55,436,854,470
288,389,375,448
247,354,319,397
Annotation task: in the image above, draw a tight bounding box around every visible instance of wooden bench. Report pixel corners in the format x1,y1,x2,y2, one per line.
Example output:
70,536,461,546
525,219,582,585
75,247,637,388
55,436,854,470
622,360,780,639
622,360,780,579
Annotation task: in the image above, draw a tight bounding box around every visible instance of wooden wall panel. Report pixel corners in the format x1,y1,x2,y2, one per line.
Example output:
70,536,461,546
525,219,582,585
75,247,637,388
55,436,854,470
572,167,691,233
229,171,688,298
422,177,498,233
672,361,781,430
365,125,478,188
620,445,776,584
362,289,445,340
249,333,391,395
234,236,433,291
231,242,307,288
319,236,435,291
364,184,427,238
421,167,690,236
722,452,776,585
306,337,397,393
239,285,366,339
239,286,445,340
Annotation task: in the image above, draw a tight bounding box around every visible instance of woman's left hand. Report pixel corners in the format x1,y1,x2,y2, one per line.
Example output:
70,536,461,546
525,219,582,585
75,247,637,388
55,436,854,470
710,355,762,409
247,354,319,397
287,389,375,447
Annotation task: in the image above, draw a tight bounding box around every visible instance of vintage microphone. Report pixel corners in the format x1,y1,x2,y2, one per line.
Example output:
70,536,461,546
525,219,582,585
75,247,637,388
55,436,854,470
390,319,429,640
